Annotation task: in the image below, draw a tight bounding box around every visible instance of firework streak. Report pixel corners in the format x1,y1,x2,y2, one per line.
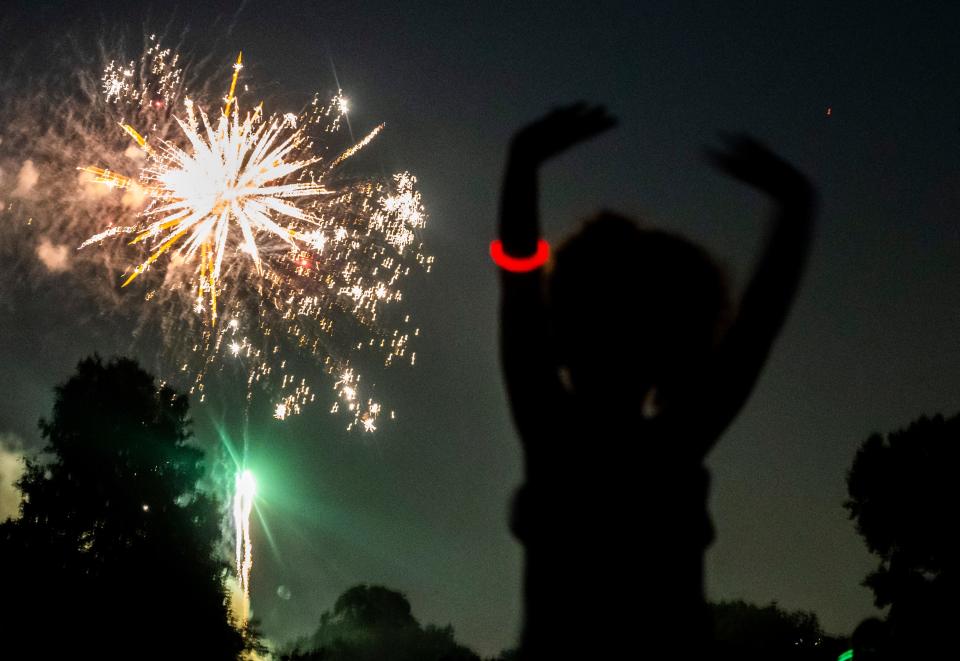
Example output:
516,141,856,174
233,469,255,620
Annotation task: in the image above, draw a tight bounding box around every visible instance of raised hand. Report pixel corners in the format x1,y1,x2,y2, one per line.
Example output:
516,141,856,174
510,103,617,166
705,133,814,204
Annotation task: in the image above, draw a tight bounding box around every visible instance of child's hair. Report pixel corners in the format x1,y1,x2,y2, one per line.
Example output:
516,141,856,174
547,211,730,390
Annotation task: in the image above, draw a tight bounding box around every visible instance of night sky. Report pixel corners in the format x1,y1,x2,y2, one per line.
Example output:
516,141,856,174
3,1,960,655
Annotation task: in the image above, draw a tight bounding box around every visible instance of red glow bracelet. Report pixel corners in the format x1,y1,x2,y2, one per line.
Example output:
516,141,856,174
490,239,550,272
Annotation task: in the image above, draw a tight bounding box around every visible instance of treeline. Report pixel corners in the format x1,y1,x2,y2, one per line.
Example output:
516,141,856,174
1,356,955,659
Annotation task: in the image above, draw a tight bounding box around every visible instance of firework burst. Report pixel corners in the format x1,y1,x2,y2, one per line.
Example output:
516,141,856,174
1,35,432,429
81,53,332,323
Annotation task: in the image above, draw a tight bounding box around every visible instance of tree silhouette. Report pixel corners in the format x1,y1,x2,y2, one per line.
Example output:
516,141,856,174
282,584,481,661
0,356,248,660
711,600,846,660
845,413,960,657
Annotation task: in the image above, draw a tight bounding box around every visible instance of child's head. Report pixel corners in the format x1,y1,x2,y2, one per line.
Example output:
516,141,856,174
547,212,730,400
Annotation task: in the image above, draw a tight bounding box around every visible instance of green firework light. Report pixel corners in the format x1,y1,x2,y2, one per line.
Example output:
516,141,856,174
838,649,853,661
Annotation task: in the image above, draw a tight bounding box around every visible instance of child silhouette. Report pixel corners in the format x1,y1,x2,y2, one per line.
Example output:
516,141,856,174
497,104,816,658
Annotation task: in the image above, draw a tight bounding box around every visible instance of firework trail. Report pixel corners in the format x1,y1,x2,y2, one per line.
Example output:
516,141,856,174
233,469,256,621
0,35,432,429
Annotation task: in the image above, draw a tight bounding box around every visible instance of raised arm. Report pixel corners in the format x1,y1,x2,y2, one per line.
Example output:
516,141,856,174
696,134,817,449
498,104,616,444
499,103,617,251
